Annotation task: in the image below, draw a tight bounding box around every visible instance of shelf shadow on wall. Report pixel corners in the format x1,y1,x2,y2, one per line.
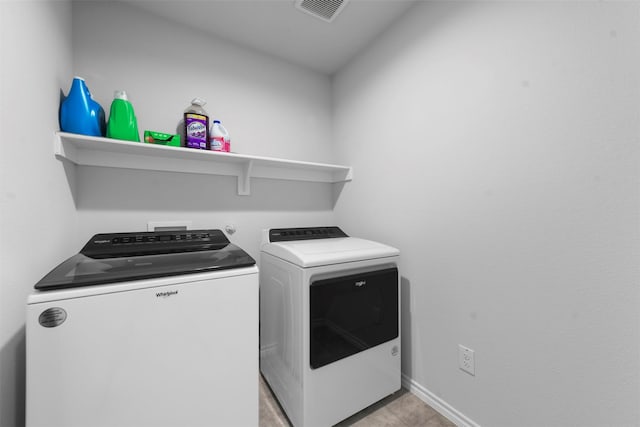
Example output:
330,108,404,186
73,166,339,212
61,158,78,209
332,181,347,210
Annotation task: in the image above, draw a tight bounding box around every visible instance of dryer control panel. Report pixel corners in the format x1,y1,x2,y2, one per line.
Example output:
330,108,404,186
269,226,348,242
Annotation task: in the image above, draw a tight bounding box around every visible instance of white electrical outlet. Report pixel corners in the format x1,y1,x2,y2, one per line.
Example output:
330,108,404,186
459,344,475,376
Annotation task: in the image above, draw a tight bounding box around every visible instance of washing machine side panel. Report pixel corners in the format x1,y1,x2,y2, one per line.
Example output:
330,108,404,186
259,252,304,427
26,273,259,427
302,257,401,427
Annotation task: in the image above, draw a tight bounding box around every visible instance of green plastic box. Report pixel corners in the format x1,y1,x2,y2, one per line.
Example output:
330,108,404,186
143,130,181,147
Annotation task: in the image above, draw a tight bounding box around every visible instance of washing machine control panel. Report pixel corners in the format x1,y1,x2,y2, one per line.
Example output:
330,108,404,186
81,229,230,258
269,226,348,242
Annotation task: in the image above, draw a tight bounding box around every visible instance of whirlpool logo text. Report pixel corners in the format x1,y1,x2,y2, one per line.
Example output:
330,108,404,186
156,290,178,298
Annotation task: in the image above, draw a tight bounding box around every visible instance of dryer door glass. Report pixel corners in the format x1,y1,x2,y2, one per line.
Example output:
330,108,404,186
310,267,398,369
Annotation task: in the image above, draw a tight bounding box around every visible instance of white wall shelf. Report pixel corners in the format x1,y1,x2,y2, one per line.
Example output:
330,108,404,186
54,132,353,195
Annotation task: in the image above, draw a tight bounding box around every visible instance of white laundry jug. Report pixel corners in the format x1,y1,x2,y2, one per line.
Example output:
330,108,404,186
210,120,230,152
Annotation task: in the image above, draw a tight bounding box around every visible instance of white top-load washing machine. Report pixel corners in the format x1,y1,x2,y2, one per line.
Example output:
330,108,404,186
260,226,400,427
27,229,258,427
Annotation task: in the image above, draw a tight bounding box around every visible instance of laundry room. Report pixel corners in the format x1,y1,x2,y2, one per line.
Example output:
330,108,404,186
1,1,638,426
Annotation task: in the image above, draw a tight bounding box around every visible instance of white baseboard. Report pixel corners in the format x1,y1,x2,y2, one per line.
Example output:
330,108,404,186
401,374,481,427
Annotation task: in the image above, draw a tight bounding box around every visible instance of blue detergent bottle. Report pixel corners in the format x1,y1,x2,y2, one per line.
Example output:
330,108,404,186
59,76,106,137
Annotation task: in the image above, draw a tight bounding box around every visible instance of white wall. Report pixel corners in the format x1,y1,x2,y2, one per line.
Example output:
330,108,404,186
0,2,76,426
333,2,640,426
71,1,337,259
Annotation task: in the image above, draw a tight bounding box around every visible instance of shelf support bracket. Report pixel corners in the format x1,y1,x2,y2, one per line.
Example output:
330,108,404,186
238,160,254,196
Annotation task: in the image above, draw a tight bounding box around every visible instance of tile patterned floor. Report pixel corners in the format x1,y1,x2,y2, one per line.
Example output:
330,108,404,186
259,375,456,427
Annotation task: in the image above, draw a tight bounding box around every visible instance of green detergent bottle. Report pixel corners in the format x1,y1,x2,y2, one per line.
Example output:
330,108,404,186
106,90,140,142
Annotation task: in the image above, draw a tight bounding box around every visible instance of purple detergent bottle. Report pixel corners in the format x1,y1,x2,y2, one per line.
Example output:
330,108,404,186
184,98,209,150
59,76,106,137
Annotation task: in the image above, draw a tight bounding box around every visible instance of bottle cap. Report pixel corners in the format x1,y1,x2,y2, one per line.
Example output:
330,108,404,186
114,90,128,101
191,98,206,106
214,120,221,124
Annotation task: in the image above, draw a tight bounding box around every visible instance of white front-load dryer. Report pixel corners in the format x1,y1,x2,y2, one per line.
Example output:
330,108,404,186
260,226,400,427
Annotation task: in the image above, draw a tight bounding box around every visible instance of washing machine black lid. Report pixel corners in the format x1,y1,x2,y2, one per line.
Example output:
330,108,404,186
35,230,256,290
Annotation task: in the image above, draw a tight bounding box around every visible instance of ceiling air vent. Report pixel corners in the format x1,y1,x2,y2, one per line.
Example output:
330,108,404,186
295,0,349,23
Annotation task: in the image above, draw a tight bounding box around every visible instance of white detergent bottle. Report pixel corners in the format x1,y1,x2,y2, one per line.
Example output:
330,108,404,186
210,120,230,152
